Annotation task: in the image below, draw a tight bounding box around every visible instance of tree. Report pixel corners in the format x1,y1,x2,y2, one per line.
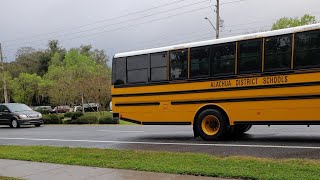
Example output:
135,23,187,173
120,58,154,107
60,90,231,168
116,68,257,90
44,49,111,108
272,14,317,30
12,73,44,105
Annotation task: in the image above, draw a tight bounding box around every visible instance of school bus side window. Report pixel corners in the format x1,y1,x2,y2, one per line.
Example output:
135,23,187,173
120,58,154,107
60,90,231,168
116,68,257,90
190,46,210,77
211,43,235,76
151,52,167,81
238,39,262,74
113,57,126,85
170,49,188,80
127,54,149,84
264,35,292,71
294,30,320,69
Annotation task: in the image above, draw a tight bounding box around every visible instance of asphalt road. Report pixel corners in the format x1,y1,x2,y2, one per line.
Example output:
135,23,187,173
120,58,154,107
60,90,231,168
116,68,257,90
0,124,320,159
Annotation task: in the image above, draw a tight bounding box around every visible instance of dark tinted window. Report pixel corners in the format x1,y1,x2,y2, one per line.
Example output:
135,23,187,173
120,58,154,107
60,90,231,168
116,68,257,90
127,54,149,70
170,49,188,80
151,52,167,81
294,30,320,68
113,57,126,85
211,43,235,76
265,35,292,71
0,105,9,112
238,39,262,74
127,55,149,84
151,52,167,67
127,69,148,83
190,47,210,77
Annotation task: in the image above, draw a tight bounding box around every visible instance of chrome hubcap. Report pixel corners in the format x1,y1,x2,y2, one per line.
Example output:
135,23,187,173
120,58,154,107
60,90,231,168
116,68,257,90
12,120,17,128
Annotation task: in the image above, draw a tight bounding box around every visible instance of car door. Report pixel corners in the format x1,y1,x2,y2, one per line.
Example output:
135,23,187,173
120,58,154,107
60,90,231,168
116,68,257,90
0,105,11,125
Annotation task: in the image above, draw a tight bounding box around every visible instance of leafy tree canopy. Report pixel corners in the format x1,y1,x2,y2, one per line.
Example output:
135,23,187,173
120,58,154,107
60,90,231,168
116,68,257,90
272,14,317,30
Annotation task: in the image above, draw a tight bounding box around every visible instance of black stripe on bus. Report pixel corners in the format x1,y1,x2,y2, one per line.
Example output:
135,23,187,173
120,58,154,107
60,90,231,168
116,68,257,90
142,122,191,125
171,94,320,105
121,117,142,124
115,102,160,107
112,81,320,98
234,121,320,125
121,117,191,125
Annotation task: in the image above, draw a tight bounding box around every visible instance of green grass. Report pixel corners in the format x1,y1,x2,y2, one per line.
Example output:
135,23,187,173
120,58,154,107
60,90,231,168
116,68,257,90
119,120,136,125
0,177,23,180
0,146,319,180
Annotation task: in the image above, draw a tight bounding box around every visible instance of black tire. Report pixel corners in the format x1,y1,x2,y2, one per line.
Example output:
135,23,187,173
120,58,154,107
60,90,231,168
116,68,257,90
10,119,20,128
195,109,229,141
35,124,41,127
231,125,252,136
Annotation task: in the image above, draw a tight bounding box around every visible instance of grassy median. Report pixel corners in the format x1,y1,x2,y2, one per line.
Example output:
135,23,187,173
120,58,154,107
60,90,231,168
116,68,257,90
0,146,319,180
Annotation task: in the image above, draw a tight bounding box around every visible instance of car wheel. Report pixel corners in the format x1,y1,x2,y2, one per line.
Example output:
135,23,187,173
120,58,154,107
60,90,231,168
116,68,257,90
10,119,20,128
35,124,41,127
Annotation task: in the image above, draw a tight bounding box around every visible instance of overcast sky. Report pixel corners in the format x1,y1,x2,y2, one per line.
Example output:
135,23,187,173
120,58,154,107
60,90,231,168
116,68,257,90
0,0,319,66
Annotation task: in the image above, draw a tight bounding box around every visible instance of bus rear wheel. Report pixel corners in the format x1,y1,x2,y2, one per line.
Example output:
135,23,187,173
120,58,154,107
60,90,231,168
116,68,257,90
195,109,229,141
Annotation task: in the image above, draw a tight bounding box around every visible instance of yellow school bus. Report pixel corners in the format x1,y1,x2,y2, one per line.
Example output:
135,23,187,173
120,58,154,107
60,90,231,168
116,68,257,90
112,23,320,140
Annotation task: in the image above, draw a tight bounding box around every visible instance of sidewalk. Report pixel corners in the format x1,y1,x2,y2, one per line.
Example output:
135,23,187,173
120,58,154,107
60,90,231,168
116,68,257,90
0,159,227,180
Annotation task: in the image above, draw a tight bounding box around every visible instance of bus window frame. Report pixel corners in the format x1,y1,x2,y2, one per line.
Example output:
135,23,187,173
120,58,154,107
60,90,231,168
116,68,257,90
126,54,150,84
237,38,263,75
263,34,293,72
169,48,189,81
210,42,236,77
293,29,320,70
189,45,211,79
150,51,168,82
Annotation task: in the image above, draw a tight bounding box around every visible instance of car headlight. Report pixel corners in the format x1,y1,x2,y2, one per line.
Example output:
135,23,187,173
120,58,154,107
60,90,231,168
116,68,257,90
38,114,42,118
19,115,28,119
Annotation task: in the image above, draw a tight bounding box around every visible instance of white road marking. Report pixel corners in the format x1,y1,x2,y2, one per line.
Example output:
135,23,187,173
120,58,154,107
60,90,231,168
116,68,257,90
0,137,320,150
97,130,144,133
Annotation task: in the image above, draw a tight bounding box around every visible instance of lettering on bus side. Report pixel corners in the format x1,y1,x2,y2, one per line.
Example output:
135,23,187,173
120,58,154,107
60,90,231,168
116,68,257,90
236,78,259,86
263,75,288,85
210,75,289,89
210,80,232,88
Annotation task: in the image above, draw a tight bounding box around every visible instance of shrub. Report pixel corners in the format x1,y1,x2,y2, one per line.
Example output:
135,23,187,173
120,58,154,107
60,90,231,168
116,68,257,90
42,114,62,124
35,109,51,114
99,115,118,124
68,115,98,124
64,112,83,120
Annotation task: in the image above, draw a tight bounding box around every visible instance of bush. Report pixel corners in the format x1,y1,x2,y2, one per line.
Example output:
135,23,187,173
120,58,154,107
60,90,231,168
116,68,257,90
66,115,98,124
99,115,118,124
43,114,62,124
64,112,83,120
35,109,51,114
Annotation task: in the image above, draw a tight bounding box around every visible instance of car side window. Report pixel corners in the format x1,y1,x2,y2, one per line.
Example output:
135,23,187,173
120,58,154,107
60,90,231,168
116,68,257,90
0,105,9,113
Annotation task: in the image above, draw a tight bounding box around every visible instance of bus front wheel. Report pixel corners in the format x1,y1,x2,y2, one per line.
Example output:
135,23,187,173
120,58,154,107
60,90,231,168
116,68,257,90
195,109,229,141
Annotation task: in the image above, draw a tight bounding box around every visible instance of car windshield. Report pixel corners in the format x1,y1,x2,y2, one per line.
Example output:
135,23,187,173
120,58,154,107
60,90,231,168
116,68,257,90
6,104,33,112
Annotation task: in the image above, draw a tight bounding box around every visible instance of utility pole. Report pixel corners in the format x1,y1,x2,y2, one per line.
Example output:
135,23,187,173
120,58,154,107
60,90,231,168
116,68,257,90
216,0,220,39
0,43,8,103
81,93,85,114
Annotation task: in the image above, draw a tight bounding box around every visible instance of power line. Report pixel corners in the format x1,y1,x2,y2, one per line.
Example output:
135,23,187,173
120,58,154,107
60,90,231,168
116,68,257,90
4,5,213,52
3,0,210,48
220,0,245,5
2,0,205,44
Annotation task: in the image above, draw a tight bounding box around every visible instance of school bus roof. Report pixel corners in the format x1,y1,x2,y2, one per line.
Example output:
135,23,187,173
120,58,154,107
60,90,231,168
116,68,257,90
114,23,320,59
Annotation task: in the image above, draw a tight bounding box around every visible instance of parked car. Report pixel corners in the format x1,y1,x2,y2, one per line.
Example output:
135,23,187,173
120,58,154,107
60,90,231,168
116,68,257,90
0,103,43,128
73,103,100,112
33,106,53,114
52,106,72,113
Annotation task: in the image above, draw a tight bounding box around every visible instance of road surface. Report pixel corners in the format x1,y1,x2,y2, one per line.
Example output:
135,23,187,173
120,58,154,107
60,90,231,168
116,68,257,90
0,125,320,159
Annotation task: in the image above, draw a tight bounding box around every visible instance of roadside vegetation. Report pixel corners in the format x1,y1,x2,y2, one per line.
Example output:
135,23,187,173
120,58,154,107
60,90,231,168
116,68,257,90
0,177,22,180
0,145,319,180
42,111,135,125
0,41,111,110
